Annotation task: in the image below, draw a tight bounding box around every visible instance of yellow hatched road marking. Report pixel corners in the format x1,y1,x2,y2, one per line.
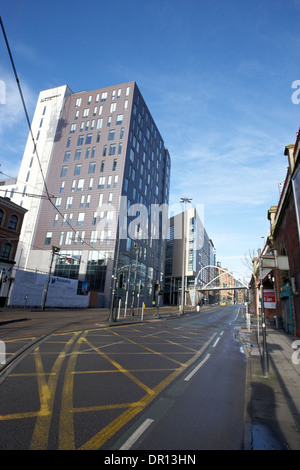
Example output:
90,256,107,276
29,332,80,450
78,332,216,450
82,337,154,395
58,332,86,450
109,330,185,366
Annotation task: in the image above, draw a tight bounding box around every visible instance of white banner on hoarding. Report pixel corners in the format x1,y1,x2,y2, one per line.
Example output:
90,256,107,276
9,270,90,308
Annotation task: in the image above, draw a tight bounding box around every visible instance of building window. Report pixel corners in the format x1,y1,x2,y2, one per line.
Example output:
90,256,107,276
64,151,70,162
88,162,96,174
83,108,89,118
74,164,81,176
109,144,116,155
8,215,18,230
116,114,123,125
110,102,116,113
54,214,59,227
101,92,107,101
74,149,82,160
97,118,103,129
112,159,117,171
66,196,73,209
77,179,84,191
70,123,76,133
55,198,62,209
59,232,64,245
77,135,84,146
106,211,114,225
65,232,72,245
92,212,97,226
85,133,92,145
113,175,118,188
90,230,98,245
96,132,101,143
108,129,115,141
98,177,105,189
77,213,85,226
124,178,129,192
75,98,82,107
0,243,12,260
44,232,52,245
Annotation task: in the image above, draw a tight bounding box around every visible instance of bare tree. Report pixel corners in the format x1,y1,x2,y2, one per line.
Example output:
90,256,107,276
242,249,257,277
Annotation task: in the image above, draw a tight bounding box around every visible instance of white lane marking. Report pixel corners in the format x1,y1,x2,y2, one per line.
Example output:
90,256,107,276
120,418,154,450
184,354,211,382
213,337,220,348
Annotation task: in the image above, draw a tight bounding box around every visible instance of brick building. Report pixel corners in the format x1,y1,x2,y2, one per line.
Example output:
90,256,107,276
0,196,27,306
266,129,300,336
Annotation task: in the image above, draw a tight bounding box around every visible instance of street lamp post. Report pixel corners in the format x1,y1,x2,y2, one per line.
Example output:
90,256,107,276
258,248,269,377
109,232,121,322
130,243,139,316
180,197,192,315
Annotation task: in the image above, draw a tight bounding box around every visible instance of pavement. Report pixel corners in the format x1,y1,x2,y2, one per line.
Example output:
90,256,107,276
1,304,300,450
241,318,300,450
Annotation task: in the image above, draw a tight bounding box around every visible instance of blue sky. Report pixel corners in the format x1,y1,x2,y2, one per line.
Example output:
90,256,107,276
0,0,299,281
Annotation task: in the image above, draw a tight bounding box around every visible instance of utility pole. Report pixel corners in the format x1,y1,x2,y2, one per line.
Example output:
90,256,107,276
42,246,60,310
180,197,192,315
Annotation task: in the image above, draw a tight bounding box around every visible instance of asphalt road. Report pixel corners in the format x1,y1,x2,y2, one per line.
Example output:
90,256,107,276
0,304,247,450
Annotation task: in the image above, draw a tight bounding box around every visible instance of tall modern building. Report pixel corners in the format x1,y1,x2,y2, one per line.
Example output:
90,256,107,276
2,81,171,307
164,207,216,306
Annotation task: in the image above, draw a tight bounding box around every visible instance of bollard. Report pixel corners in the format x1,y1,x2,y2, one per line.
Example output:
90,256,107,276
141,302,145,321
246,313,250,331
0,340,6,365
117,299,121,320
